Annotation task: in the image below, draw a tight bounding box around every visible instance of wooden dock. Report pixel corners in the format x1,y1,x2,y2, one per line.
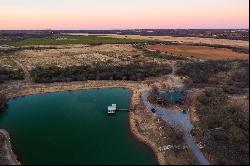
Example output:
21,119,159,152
107,104,130,114
116,109,130,112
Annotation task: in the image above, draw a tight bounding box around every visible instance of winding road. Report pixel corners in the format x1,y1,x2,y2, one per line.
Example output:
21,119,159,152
141,63,210,165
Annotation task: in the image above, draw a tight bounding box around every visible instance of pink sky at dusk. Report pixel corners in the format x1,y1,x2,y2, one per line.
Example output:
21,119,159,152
0,0,249,29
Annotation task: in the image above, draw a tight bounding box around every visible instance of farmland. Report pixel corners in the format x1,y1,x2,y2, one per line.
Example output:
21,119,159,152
13,35,144,46
147,44,249,60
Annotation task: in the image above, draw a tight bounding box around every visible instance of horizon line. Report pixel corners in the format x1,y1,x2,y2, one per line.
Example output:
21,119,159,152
1,28,249,31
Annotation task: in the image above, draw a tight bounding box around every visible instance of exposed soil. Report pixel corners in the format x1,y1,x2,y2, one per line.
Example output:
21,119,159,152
147,44,249,60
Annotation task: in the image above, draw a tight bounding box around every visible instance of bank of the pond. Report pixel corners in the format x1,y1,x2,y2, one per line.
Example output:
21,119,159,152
0,129,20,165
0,85,159,165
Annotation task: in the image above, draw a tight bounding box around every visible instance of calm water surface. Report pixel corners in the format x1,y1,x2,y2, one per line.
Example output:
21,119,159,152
0,88,157,165
161,92,184,103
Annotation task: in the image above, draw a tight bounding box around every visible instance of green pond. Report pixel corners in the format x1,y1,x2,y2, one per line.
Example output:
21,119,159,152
0,88,157,165
160,92,184,103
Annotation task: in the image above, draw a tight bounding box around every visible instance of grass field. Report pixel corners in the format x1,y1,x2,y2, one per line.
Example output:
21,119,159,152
13,35,144,46
13,44,151,71
147,44,249,60
0,54,21,71
102,34,249,48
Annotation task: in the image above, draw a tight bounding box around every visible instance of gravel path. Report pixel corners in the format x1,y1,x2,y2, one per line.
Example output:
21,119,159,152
168,63,184,89
141,91,210,165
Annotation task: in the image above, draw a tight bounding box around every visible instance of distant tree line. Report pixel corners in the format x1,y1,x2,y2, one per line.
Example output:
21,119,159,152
31,62,172,83
0,30,54,45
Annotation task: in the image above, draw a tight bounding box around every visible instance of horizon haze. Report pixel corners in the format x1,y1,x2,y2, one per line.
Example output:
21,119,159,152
0,0,249,30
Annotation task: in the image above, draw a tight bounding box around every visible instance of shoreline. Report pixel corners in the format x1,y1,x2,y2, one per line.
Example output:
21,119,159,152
0,129,20,165
1,80,166,165
128,88,166,165
129,112,165,165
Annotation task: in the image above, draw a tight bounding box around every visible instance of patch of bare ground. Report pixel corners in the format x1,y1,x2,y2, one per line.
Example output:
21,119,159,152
147,44,249,60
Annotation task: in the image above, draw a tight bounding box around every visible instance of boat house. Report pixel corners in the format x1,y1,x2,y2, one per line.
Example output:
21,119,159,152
108,104,117,114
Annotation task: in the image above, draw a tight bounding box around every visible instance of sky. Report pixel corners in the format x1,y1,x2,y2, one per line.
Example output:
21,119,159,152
0,0,249,30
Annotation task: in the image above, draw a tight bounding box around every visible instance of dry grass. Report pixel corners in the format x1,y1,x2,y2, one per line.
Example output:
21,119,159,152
13,44,147,71
0,54,21,71
101,34,249,48
147,44,249,60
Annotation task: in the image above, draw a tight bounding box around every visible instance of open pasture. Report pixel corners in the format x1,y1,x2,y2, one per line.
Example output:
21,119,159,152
13,35,144,46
